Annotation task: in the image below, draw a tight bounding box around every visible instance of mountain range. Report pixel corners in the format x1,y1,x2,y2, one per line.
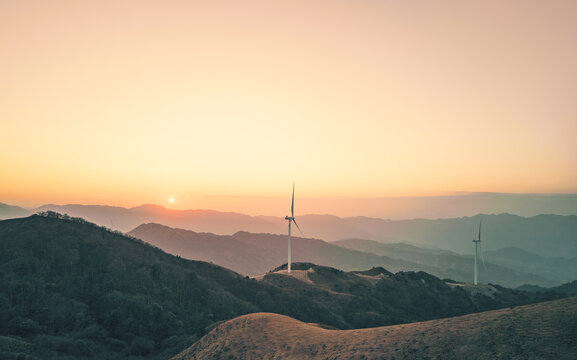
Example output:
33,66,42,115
5,203,572,259
128,223,566,288
1,214,570,359
334,238,577,287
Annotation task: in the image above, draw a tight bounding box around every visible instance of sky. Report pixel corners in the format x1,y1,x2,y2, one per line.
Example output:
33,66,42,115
1,0,576,216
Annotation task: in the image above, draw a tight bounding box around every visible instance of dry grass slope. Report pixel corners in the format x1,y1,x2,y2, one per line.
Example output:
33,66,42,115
173,297,577,360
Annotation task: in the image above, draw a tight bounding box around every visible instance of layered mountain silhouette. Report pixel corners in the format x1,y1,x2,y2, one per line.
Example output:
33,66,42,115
128,223,420,280
335,238,577,287
129,223,564,287
34,203,281,234
0,214,569,359
173,297,577,360
29,203,577,258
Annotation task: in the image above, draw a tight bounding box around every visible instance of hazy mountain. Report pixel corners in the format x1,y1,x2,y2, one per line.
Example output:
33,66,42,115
128,223,420,278
173,297,577,360
34,203,282,234
129,224,557,287
334,214,577,258
30,204,577,258
484,247,577,284
1,213,566,359
518,281,577,296
0,203,30,219
334,239,577,287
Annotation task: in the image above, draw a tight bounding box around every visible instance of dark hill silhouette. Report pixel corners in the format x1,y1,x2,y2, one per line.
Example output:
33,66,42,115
173,297,577,360
129,223,555,287
0,214,355,359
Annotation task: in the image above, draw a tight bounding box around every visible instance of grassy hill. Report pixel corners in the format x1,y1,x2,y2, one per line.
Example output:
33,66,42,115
173,297,577,360
259,263,561,328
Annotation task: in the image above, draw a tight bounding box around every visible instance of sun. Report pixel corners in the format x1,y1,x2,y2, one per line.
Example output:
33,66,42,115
168,197,175,204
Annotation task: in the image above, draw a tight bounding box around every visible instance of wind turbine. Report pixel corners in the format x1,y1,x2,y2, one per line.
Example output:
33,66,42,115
285,183,302,273
472,218,484,285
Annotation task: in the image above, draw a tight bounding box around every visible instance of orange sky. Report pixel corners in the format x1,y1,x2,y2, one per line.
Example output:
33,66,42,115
1,1,576,214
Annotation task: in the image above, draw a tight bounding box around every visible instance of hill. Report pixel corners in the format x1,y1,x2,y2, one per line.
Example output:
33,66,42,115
334,238,577,287
173,297,577,360
31,204,577,258
129,224,556,287
0,214,339,359
257,263,560,328
0,214,569,359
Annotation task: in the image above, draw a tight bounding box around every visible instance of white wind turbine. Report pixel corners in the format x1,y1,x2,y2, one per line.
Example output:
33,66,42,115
472,218,485,285
285,183,302,273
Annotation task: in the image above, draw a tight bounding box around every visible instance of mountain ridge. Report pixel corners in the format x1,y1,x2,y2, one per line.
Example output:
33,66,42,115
129,223,561,287
334,238,577,287
22,203,577,258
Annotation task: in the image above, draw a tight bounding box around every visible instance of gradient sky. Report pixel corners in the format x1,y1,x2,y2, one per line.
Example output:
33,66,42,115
1,1,576,214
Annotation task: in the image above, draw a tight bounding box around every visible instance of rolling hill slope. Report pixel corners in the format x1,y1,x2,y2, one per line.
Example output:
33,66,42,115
173,297,577,360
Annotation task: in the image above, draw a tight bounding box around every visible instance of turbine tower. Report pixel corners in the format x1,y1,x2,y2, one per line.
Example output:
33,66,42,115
285,183,301,273
473,218,483,285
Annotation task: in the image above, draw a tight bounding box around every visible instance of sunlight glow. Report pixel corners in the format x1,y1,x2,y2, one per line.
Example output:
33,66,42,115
1,1,576,213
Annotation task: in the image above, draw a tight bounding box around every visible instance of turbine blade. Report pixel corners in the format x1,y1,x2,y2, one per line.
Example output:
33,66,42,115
292,219,303,235
291,183,295,217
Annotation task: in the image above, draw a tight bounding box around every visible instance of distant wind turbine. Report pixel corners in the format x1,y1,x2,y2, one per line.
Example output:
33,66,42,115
472,218,485,285
285,183,302,273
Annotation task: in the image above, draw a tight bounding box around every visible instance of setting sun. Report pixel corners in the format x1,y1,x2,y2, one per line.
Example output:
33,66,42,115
168,197,175,204
0,0,575,215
